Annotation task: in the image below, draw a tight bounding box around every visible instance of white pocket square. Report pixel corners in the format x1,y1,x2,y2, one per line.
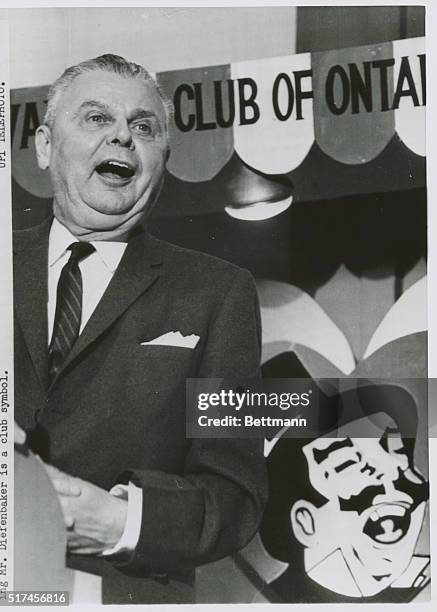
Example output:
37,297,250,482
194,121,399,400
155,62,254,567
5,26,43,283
140,331,200,349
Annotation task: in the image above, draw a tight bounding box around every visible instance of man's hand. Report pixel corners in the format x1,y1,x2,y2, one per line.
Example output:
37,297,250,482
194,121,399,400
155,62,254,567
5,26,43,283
14,422,26,445
43,463,128,555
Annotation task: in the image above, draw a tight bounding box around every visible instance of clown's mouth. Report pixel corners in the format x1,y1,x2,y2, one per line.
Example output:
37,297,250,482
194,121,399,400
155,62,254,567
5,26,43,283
95,160,136,182
363,503,411,544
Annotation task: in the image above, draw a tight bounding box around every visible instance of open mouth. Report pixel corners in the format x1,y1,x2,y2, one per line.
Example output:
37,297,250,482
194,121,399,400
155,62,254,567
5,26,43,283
95,160,136,182
363,503,411,544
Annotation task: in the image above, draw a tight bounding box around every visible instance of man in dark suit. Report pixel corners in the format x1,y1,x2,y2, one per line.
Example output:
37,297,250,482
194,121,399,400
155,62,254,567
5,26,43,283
14,54,267,604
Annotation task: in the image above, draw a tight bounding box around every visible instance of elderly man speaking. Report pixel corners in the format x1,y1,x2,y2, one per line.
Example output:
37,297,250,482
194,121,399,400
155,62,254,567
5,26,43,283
13,54,267,604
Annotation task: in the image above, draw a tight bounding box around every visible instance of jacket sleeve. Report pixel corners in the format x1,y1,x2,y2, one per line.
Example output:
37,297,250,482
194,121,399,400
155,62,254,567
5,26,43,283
116,269,268,574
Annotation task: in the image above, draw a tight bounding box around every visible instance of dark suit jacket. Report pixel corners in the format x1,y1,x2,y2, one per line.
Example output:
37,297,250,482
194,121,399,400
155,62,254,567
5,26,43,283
13,216,268,604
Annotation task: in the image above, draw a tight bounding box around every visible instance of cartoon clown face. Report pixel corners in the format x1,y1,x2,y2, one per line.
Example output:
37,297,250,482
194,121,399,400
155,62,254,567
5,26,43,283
291,414,428,597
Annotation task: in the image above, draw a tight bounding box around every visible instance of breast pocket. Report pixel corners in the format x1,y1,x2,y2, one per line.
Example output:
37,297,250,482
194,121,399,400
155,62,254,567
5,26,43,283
125,344,198,406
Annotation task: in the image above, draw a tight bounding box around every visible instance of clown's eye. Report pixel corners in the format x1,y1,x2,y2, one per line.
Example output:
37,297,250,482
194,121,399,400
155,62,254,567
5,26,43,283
334,452,362,473
381,427,405,455
389,437,406,455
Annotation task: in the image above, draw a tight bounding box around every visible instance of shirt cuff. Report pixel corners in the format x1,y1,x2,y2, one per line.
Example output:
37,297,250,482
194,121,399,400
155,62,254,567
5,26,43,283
100,481,143,557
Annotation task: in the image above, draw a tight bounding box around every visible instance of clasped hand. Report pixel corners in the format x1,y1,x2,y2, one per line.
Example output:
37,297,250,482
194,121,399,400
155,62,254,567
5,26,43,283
14,423,127,555
42,463,128,555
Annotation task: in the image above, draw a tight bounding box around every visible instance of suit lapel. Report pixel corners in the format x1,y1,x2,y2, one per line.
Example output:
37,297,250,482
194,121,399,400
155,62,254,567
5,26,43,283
14,217,52,389
54,229,163,381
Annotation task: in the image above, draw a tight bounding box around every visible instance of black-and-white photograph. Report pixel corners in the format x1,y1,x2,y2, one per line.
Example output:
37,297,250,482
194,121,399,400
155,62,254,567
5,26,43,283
0,3,430,606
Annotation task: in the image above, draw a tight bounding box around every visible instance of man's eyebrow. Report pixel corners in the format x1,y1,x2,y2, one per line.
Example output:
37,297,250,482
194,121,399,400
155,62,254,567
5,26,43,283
312,438,354,464
74,100,112,116
129,108,160,122
74,102,163,128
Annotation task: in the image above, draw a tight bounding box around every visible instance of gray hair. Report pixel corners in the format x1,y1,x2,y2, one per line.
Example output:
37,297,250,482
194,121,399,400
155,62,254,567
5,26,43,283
43,53,174,132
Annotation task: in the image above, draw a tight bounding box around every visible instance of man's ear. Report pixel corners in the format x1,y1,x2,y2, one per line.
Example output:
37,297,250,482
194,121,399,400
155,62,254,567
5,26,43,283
290,500,317,547
35,125,52,170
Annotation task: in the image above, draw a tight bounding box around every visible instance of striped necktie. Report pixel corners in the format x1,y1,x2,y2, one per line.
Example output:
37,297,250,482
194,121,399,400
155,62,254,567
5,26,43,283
48,241,95,382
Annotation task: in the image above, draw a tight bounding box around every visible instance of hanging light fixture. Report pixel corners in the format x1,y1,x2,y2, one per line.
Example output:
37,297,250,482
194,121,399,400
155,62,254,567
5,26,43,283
218,154,293,221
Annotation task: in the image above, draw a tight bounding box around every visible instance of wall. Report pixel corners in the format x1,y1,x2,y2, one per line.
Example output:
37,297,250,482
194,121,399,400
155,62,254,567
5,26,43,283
7,7,296,89
296,5,424,52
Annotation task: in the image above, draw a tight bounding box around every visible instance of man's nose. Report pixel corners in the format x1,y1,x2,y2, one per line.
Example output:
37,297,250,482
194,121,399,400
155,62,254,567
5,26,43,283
107,119,134,149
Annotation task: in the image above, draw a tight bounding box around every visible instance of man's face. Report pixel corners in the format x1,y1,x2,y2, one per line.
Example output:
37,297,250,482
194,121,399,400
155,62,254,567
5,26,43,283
36,70,169,239
294,414,428,597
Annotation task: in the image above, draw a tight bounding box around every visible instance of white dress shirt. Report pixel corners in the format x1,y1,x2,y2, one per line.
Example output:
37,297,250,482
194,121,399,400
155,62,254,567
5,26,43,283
48,218,142,556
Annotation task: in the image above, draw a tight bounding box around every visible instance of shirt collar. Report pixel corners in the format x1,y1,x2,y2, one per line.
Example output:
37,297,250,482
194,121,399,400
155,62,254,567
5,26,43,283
48,217,127,273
